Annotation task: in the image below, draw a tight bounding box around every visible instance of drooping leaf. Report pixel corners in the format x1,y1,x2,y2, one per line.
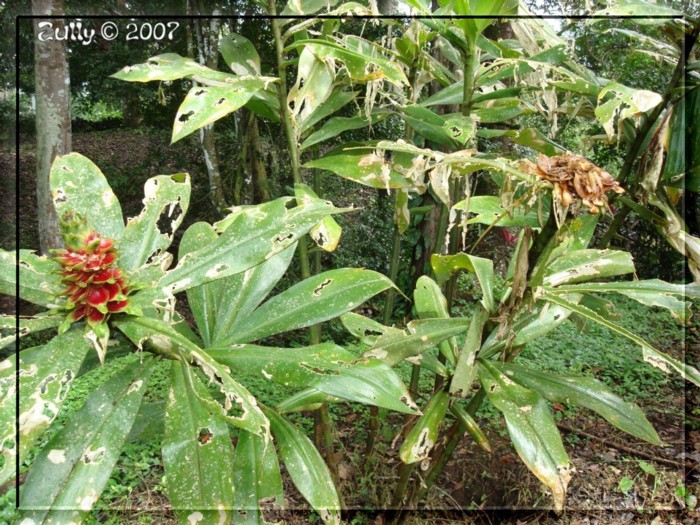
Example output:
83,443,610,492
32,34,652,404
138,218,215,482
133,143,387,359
51,153,124,241
479,359,573,512
233,430,284,525
163,361,235,524
450,306,489,397
430,253,495,312
173,82,266,142
224,269,394,344
399,390,449,465
18,357,155,524
542,293,700,386
18,330,93,466
266,409,341,524
221,33,261,75
545,279,695,323
114,316,270,437
159,197,347,294
119,173,191,271
289,46,335,126
498,362,661,445
364,318,470,366
295,183,342,252
340,312,401,345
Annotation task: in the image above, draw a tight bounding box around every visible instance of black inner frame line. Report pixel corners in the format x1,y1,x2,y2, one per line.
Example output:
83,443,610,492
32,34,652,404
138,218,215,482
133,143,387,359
13,10,688,512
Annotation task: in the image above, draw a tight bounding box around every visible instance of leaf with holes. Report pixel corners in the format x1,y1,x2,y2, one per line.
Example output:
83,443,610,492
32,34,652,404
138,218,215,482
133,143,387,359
221,33,261,75
18,357,155,524
0,356,15,486
453,196,542,228
399,390,449,465
173,82,267,143
479,358,573,512
51,153,124,242
364,318,470,366
221,269,394,344
498,362,661,445
266,408,340,524
0,249,61,307
119,173,191,271
542,249,635,287
163,361,235,524
0,315,62,349
233,429,284,525
159,197,347,295
295,183,342,252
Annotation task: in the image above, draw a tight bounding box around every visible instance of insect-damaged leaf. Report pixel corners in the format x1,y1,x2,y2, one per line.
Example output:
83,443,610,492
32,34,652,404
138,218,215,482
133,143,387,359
19,357,155,524
450,306,489,398
206,343,355,388
220,33,261,76
114,316,270,437
289,46,335,127
233,430,284,525
51,153,125,242
545,279,696,324
163,362,235,524
281,0,340,15
364,318,470,366
0,356,15,486
497,362,661,445
541,293,700,386
17,330,92,473
119,173,191,271
160,196,347,295
221,269,394,344
478,359,573,512
399,390,449,465
112,53,230,82
295,183,342,252
452,195,542,228
542,249,634,287
414,276,457,365
179,222,295,347
173,82,267,143
300,110,391,151
430,253,495,313
303,142,416,190
0,249,61,307
266,408,341,524
0,315,60,350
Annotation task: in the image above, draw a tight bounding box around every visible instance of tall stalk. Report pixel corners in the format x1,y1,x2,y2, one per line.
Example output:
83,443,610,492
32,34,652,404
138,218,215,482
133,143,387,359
269,0,334,486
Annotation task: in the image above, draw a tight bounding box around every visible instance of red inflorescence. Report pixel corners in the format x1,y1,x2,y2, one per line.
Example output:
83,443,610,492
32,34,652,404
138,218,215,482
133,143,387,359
52,215,129,325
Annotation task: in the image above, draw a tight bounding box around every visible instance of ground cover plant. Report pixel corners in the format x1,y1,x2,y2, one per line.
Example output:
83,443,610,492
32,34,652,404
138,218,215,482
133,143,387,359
3,0,699,523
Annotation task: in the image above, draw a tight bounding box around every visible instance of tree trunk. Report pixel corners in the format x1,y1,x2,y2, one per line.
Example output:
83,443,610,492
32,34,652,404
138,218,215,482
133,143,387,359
188,1,228,214
246,112,270,203
33,0,70,253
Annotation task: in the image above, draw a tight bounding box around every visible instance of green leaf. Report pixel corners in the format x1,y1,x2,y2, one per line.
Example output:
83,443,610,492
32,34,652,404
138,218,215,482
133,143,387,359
282,0,340,15
364,318,470,366
479,359,573,512
295,183,343,252
115,316,270,437
0,315,62,349
19,357,155,524
340,312,401,346
221,33,261,75
0,249,61,306
290,37,408,86
414,276,457,365
51,153,124,241
541,293,700,386
160,197,346,294
289,46,335,126
498,362,661,445
299,89,358,135
399,390,449,464
589,0,683,25
206,343,355,388
224,269,394,344
0,356,15,486
430,253,495,312
112,53,222,82
266,409,341,524
233,430,284,524
163,361,235,523
311,359,419,414
453,196,542,228
173,82,266,143
301,111,390,151
303,142,416,190
119,173,191,271
450,401,492,452
450,306,489,397
18,330,93,465
546,279,695,323
277,388,339,414
543,249,635,287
